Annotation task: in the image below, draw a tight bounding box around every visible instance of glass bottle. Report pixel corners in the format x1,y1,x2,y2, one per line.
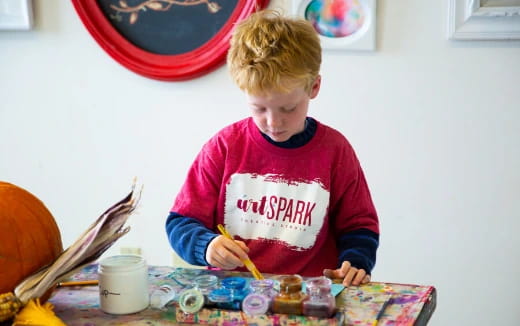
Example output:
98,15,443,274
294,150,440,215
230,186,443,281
250,279,276,308
150,284,178,309
193,274,219,307
249,279,276,298
272,274,307,315
302,276,336,318
220,277,249,310
242,279,277,316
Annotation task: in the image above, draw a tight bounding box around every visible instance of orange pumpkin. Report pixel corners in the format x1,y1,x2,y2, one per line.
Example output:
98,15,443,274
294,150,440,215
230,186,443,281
0,182,63,299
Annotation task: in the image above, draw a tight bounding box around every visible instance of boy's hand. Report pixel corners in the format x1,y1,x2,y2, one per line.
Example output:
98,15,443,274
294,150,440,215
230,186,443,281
323,261,371,286
206,235,250,270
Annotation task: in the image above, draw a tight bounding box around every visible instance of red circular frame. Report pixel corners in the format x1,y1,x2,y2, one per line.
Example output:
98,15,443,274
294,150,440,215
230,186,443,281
72,0,269,81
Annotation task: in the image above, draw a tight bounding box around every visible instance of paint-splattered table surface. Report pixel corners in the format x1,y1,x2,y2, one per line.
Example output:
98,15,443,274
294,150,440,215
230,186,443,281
48,264,436,326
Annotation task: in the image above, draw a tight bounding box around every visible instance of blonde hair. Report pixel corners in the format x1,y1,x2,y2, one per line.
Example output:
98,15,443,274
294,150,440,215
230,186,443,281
227,10,321,95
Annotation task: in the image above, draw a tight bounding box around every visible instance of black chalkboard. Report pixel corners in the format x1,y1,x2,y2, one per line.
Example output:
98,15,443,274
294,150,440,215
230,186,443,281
97,0,238,55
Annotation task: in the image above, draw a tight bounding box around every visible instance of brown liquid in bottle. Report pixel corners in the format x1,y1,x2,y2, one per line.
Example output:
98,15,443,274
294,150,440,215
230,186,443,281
272,275,307,315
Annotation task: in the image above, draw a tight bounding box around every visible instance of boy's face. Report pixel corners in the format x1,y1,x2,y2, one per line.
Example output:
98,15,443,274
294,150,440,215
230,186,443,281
247,76,321,143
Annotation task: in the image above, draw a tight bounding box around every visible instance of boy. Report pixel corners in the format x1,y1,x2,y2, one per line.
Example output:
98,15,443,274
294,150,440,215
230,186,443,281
166,10,379,286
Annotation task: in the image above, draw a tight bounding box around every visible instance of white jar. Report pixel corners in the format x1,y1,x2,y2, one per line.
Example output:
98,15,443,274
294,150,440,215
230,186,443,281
98,255,150,314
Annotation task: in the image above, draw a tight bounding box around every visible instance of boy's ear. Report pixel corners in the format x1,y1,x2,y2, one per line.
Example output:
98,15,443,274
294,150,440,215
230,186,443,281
309,75,321,99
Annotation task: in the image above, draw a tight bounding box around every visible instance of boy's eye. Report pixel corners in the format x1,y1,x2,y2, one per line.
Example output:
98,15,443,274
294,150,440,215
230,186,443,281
282,106,297,112
252,107,266,113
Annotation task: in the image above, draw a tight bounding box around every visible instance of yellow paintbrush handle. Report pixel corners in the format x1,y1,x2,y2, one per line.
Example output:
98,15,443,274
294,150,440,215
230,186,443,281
243,259,264,280
217,224,232,239
217,224,264,280
57,280,99,287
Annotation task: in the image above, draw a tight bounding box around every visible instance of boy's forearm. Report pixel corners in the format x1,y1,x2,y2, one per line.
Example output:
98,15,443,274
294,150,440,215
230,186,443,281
165,212,218,266
337,228,379,274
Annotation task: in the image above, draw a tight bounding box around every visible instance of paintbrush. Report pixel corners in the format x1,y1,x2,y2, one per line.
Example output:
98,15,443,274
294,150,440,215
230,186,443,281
57,280,99,287
217,224,264,280
371,295,392,326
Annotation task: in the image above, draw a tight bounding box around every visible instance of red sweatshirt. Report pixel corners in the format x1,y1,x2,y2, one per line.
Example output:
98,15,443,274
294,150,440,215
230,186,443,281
172,117,378,276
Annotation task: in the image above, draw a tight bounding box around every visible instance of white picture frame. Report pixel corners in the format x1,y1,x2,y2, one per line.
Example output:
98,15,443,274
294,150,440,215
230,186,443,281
0,0,33,31
448,0,520,40
292,0,377,51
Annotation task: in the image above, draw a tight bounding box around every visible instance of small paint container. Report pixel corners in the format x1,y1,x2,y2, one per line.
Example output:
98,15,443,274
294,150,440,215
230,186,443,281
194,274,219,306
221,277,249,300
242,293,270,316
302,276,336,318
178,288,205,314
249,278,276,309
208,288,237,310
98,255,149,314
272,274,307,315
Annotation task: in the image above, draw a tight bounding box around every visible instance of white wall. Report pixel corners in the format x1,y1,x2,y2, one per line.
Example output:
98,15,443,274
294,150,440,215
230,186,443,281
1,1,519,325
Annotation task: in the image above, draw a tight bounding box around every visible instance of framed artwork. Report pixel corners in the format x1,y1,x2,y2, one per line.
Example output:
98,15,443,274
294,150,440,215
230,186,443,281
292,0,376,51
72,0,269,81
448,0,520,40
0,0,33,30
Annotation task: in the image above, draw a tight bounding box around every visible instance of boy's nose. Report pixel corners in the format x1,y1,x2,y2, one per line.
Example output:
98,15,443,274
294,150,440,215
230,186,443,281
266,112,282,129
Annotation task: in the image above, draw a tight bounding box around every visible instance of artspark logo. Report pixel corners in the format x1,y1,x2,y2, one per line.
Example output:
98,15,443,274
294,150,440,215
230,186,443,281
236,195,316,226
224,173,329,249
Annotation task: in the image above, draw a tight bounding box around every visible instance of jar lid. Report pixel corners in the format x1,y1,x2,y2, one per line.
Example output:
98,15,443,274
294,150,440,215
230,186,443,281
176,268,203,278
208,288,233,303
221,277,246,290
279,274,303,292
178,288,204,314
250,279,274,290
242,293,269,316
306,276,332,295
98,255,146,273
194,274,218,288
306,276,332,288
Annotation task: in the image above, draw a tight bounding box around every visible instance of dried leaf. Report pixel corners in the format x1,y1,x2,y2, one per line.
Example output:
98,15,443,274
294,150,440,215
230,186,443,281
207,2,221,14
146,1,163,10
14,183,141,304
130,12,138,24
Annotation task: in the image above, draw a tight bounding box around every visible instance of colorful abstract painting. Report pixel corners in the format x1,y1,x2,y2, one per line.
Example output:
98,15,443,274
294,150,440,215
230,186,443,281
305,0,366,38
293,0,377,51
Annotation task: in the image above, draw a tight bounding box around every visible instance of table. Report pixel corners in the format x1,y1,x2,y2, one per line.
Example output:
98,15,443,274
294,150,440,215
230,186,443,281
46,264,436,325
